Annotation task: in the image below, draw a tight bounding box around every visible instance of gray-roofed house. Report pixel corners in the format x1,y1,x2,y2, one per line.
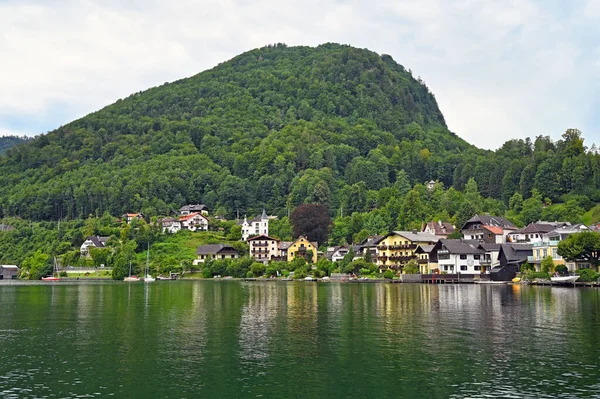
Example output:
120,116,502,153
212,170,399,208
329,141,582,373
507,221,570,244
325,245,350,263
194,244,239,265
0,265,18,280
180,204,209,216
240,209,269,241
434,239,487,274
490,243,533,281
353,235,382,260
376,231,440,271
80,236,110,258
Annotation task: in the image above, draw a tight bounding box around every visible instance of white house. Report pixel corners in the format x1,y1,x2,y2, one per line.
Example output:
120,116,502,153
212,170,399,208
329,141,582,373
435,239,488,274
240,209,269,241
180,204,209,216
507,222,570,244
325,246,350,263
160,212,209,233
80,236,110,258
194,244,240,265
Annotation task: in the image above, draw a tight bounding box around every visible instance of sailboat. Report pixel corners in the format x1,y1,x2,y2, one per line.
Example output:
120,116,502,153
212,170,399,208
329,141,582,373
42,257,60,281
144,243,155,282
124,261,140,282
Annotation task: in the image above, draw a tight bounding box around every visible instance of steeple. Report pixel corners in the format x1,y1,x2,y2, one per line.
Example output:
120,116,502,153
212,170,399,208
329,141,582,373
261,208,267,220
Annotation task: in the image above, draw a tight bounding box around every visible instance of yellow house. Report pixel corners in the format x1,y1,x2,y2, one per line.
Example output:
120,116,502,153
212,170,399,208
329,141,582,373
414,244,438,274
287,236,318,263
376,231,439,271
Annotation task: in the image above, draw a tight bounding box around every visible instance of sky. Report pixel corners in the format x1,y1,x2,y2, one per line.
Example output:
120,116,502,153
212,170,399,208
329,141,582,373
1,0,599,150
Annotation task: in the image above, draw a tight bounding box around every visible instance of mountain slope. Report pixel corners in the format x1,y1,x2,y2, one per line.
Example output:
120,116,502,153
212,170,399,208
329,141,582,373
0,43,474,220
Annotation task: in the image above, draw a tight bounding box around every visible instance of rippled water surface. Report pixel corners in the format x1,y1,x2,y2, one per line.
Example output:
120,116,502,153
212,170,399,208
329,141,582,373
1,281,599,398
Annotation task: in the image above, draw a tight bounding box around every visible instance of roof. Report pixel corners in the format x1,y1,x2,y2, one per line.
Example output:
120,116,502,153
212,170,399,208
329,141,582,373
0,265,18,269
180,204,208,212
84,236,110,248
415,244,435,254
424,221,455,236
545,224,589,237
279,241,293,250
511,222,570,235
196,244,238,255
247,235,279,242
179,212,207,221
482,225,504,235
499,243,533,262
439,239,484,255
384,231,440,243
479,243,501,252
461,215,517,230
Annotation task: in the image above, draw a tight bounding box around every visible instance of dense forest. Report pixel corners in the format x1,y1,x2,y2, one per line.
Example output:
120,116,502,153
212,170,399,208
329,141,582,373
0,43,597,228
0,135,29,155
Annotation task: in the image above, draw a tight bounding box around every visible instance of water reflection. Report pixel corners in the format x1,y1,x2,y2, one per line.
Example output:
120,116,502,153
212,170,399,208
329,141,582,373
1,282,600,398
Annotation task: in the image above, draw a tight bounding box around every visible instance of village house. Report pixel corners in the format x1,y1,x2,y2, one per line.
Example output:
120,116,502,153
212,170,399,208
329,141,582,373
422,220,455,238
239,209,269,241
80,236,110,258
460,215,517,243
434,239,489,275
122,213,145,223
352,235,382,260
248,235,280,265
0,265,18,280
180,204,209,216
287,236,318,263
194,244,239,265
160,212,209,233
414,244,437,274
376,231,439,271
325,245,350,263
491,243,533,281
530,224,589,272
507,221,570,244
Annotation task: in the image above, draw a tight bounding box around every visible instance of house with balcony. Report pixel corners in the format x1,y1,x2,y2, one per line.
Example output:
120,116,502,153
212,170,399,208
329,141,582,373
194,244,239,265
248,235,280,265
460,215,517,243
434,239,488,274
351,235,382,260
376,231,439,271
530,224,589,271
287,236,318,263
507,222,570,244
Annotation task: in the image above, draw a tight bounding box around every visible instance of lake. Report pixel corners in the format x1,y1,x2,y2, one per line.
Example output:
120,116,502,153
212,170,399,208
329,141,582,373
1,281,599,398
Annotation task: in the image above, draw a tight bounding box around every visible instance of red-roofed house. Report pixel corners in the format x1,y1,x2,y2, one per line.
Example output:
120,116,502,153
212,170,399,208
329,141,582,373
123,213,145,223
160,212,209,233
460,215,517,244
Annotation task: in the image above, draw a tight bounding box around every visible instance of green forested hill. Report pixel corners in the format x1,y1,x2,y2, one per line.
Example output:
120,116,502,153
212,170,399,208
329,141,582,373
0,135,29,155
0,43,598,223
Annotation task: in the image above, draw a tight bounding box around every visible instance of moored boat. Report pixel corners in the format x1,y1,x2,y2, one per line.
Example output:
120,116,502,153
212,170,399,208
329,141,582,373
550,275,580,283
42,257,60,281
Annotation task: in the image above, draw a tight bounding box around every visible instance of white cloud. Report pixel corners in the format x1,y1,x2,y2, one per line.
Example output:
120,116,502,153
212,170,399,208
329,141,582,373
0,0,598,149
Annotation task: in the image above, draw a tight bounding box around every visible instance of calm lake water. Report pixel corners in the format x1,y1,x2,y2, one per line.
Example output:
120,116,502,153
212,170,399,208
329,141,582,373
1,281,599,398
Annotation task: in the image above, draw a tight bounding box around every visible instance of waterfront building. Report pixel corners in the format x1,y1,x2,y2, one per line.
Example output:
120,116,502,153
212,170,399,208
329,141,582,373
414,244,437,273
248,235,280,264
325,245,350,263
491,243,533,281
530,224,589,272
434,239,487,274
0,265,18,280
375,231,439,271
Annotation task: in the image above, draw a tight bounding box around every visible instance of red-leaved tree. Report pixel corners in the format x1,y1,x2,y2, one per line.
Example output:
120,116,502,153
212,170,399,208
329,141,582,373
290,204,332,245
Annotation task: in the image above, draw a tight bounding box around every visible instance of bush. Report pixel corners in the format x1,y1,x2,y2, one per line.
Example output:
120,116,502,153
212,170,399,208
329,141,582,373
246,270,254,278
576,268,599,282
250,262,266,277
524,271,550,280
59,271,68,277
554,264,568,275
383,269,394,279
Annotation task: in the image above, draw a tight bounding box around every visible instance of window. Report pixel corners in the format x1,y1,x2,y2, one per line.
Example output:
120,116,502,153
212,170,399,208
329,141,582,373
460,265,467,271
473,255,480,260
443,265,449,271
221,255,225,259
488,234,493,239
542,249,547,258
474,266,481,271
552,248,558,259
460,254,467,260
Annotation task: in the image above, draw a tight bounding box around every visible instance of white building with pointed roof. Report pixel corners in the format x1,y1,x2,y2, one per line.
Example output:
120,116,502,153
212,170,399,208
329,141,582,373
240,209,269,241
